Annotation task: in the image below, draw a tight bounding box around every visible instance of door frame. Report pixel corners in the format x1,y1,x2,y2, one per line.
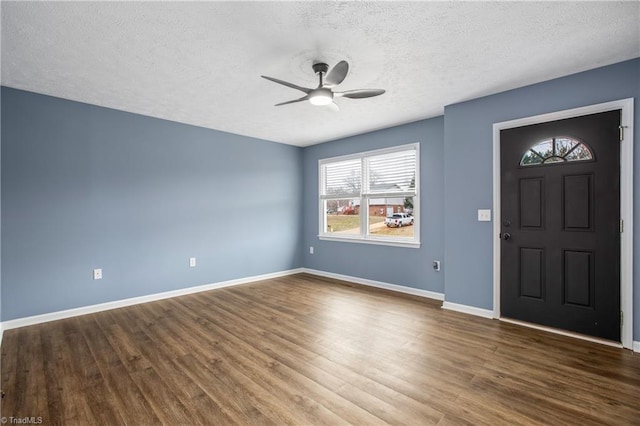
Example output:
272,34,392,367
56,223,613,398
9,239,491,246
492,98,634,349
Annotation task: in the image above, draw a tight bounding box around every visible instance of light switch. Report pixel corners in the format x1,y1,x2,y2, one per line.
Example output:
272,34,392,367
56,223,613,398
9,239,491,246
478,209,492,222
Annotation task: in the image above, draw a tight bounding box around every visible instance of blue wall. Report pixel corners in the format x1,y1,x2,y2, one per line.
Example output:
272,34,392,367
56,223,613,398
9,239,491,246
443,58,640,338
2,58,638,341
1,87,303,321
302,118,445,294
0,86,2,326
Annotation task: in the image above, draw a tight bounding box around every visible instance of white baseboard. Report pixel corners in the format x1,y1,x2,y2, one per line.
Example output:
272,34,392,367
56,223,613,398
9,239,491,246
634,341,640,353
301,268,444,301
1,268,304,331
441,301,495,319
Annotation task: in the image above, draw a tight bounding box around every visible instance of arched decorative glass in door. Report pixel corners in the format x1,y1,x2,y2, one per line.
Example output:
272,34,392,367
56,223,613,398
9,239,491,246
520,136,593,166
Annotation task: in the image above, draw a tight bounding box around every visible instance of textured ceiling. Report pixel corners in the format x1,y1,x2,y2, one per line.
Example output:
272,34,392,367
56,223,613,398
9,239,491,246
2,2,639,146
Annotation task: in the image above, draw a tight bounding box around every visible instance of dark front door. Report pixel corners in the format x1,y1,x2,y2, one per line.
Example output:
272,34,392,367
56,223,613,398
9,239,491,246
500,110,621,341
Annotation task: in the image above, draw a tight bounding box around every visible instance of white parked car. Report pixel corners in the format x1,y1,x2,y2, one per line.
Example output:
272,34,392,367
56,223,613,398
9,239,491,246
385,213,414,227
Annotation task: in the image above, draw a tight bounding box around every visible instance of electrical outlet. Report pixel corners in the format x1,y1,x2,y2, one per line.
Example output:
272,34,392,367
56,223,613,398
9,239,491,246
189,257,197,267
432,261,441,271
93,268,103,280
309,246,314,254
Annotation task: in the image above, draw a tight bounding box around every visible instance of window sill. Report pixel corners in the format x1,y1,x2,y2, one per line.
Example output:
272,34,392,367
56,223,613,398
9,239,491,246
318,235,421,249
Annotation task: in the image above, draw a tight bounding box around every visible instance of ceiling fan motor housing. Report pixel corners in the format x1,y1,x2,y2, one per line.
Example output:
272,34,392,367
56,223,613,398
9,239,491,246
312,63,329,75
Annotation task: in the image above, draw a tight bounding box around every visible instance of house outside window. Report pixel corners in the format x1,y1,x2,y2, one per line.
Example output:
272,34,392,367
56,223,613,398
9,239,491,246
319,143,420,248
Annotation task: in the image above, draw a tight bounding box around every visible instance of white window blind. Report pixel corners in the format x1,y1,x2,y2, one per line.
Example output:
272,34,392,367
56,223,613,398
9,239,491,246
367,149,417,195
322,158,361,197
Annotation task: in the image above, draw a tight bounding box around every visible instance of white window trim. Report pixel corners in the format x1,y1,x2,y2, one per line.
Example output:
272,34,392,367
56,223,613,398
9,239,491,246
318,143,420,248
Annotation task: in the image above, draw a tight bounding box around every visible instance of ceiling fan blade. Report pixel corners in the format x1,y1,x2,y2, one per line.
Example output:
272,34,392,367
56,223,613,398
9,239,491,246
324,61,349,86
261,75,312,94
335,89,386,99
275,95,310,106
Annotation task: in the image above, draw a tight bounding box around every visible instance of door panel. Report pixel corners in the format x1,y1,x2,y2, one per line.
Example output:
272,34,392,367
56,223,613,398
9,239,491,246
563,250,594,307
562,174,593,230
500,110,620,341
520,247,544,299
520,178,544,229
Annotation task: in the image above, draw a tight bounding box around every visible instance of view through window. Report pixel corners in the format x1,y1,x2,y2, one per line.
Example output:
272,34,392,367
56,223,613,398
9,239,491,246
319,143,419,247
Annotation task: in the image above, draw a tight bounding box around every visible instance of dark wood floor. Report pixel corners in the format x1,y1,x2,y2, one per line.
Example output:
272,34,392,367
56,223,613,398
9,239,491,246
1,273,639,425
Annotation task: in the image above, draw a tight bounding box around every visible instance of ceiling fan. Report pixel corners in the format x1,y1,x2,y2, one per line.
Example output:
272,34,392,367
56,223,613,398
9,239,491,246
261,61,385,110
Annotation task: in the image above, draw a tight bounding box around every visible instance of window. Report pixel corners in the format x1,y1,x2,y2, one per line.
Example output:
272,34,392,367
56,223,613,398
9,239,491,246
319,143,419,247
520,136,593,166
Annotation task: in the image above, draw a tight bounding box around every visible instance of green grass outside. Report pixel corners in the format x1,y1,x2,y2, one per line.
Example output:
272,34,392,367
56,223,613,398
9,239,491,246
326,215,385,232
326,214,414,238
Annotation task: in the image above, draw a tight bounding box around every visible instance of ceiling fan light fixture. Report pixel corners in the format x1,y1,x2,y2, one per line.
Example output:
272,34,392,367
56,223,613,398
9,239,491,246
308,88,333,106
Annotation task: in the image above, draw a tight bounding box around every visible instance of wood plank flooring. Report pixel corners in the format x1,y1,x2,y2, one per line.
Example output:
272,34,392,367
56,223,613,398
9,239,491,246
1,273,639,425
